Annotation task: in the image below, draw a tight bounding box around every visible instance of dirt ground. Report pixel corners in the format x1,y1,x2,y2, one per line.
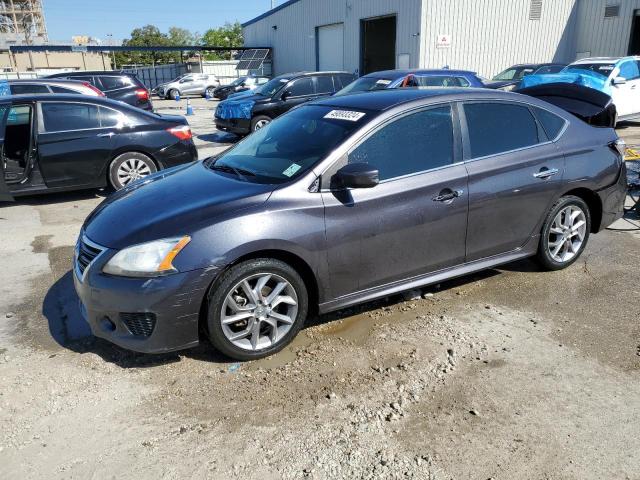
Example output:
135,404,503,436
1,109,640,479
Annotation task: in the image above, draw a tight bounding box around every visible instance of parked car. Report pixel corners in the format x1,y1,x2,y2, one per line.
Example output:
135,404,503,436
336,69,486,96
153,73,220,100
214,71,356,135
0,94,197,200
45,71,153,111
518,56,640,124
7,79,105,96
72,87,626,360
213,76,270,100
487,63,567,89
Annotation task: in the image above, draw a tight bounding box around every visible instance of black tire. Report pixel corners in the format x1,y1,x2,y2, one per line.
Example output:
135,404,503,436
168,89,179,100
536,195,591,271
108,152,157,190
206,258,309,361
205,86,216,98
250,115,271,133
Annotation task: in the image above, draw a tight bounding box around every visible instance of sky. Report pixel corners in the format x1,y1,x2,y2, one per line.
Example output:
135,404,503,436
43,0,283,43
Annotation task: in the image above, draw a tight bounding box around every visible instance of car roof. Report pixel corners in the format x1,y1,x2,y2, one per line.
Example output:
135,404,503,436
2,93,143,110
275,71,353,79
364,69,477,79
572,57,636,64
46,70,137,77
7,78,88,85
309,87,513,111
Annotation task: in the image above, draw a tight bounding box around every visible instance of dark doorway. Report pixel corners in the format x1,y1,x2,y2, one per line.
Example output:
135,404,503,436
629,10,640,55
360,15,396,75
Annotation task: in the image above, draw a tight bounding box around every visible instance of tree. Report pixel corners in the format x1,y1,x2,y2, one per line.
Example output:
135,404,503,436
201,22,244,60
168,27,196,46
115,25,177,66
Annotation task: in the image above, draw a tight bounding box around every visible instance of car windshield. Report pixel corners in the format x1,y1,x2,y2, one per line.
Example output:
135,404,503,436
230,77,248,86
335,77,393,95
208,105,372,184
564,63,615,78
255,75,291,97
492,67,536,81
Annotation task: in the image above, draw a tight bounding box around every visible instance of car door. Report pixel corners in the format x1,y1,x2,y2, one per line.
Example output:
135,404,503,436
462,101,566,261
36,101,117,188
0,101,13,201
611,60,640,117
178,75,195,94
321,104,468,298
274,77,316,116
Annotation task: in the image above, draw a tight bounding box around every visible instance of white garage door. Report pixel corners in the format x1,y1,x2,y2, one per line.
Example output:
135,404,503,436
318,23,344,71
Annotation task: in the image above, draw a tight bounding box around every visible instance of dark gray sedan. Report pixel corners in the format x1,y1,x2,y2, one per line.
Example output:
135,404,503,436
74,88,627,360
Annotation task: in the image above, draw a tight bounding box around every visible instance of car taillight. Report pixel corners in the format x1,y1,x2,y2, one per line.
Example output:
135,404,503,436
135,88,150,101
82,81,105,96
167,125,192,140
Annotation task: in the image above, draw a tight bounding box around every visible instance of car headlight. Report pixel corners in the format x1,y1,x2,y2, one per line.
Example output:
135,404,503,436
103,236,191,277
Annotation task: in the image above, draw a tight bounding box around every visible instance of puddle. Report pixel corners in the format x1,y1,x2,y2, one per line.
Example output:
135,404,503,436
31,234,53,253
247,330,315,371
319,312,378,345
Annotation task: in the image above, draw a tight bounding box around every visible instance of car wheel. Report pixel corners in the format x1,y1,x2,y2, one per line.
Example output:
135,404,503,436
536,195,591,271
108,152,157,190
168,89,179,100
251,115,271,132
206,258,309,361
205,86,216,98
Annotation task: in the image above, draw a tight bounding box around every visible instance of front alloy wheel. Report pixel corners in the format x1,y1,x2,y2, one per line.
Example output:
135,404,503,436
207,259,308,360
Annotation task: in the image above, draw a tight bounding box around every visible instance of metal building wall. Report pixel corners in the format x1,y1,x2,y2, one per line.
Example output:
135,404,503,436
574,0,640,58
420,0,579,78
242,0,423,75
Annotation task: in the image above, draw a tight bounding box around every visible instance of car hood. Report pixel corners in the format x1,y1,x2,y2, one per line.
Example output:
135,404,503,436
83,162,275,249
215,93,269,119
518,70,611,95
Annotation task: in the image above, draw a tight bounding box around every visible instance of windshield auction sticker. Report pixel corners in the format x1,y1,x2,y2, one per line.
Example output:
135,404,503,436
282,163,302,177
324,110,366,122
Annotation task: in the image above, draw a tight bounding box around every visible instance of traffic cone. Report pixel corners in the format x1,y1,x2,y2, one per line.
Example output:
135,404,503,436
175,92,180,102
205,89,212,101
186,98,194,116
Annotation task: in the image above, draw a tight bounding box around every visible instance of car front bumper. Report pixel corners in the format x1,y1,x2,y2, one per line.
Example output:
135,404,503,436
215,117,251,135
74,244,222,354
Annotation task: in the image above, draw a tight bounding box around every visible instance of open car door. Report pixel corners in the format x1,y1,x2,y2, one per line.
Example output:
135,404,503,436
516,83,616,128
0,101,13,202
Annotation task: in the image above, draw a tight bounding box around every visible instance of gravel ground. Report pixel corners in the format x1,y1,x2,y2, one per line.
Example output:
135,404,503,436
0,113,639,479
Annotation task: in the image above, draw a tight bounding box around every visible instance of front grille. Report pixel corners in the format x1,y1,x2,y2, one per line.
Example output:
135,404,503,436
75,236,105,277
120,312,157,337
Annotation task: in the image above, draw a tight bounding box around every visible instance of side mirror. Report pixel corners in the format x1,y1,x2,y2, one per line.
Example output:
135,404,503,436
334,163,379,189
612,76,627,86
281,90,293,100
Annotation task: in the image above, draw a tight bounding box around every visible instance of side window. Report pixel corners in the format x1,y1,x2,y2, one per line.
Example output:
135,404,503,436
316,75,335,94
348,105,454,181
41,103,101,132
464,103,541,158
618,61,640,80
98,107,125,127
338,74,355,89
71,75,96,85
456,77,470,87
11,84,50,94
533,107,566,140
286,78,314,97
50,86,81,94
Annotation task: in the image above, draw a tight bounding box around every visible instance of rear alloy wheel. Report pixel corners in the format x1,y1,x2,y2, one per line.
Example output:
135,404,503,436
207,259,308,360
536,195,591,270
109,152,157,190
251,115,271,132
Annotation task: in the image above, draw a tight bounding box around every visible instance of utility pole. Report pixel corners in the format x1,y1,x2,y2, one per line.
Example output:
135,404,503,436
107,33,116,70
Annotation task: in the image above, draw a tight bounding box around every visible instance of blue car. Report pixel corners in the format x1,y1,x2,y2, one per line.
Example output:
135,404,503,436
335,69,486,96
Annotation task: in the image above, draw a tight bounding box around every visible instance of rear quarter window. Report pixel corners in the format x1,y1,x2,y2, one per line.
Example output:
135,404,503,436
98,76,134,90
50,86,81,94
533,107,566,140
10,84,50,94
464,102,541,158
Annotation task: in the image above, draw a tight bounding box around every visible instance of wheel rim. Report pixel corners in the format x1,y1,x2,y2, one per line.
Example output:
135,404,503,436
548,205,587,263
220,273,298,351
117,158,152,187
207,87,214,96
254,119,269,130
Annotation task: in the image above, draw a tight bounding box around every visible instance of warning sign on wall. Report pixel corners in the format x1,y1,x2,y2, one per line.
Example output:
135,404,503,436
436,34,451,48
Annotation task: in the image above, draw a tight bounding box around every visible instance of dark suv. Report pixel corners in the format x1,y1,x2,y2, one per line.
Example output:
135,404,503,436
215,71,356,135
45,71,153,111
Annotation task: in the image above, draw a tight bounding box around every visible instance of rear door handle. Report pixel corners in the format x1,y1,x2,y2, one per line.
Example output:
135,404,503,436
432,189,464,202
533,168,559,179
97,132,115,138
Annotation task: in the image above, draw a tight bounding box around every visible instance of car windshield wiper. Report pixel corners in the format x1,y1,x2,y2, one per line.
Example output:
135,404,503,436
210,163,256,180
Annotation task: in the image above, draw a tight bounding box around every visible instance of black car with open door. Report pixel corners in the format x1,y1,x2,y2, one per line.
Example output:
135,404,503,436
0,94,197,201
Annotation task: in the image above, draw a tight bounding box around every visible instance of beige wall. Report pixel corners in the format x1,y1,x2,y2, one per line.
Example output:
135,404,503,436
0,51,112,72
